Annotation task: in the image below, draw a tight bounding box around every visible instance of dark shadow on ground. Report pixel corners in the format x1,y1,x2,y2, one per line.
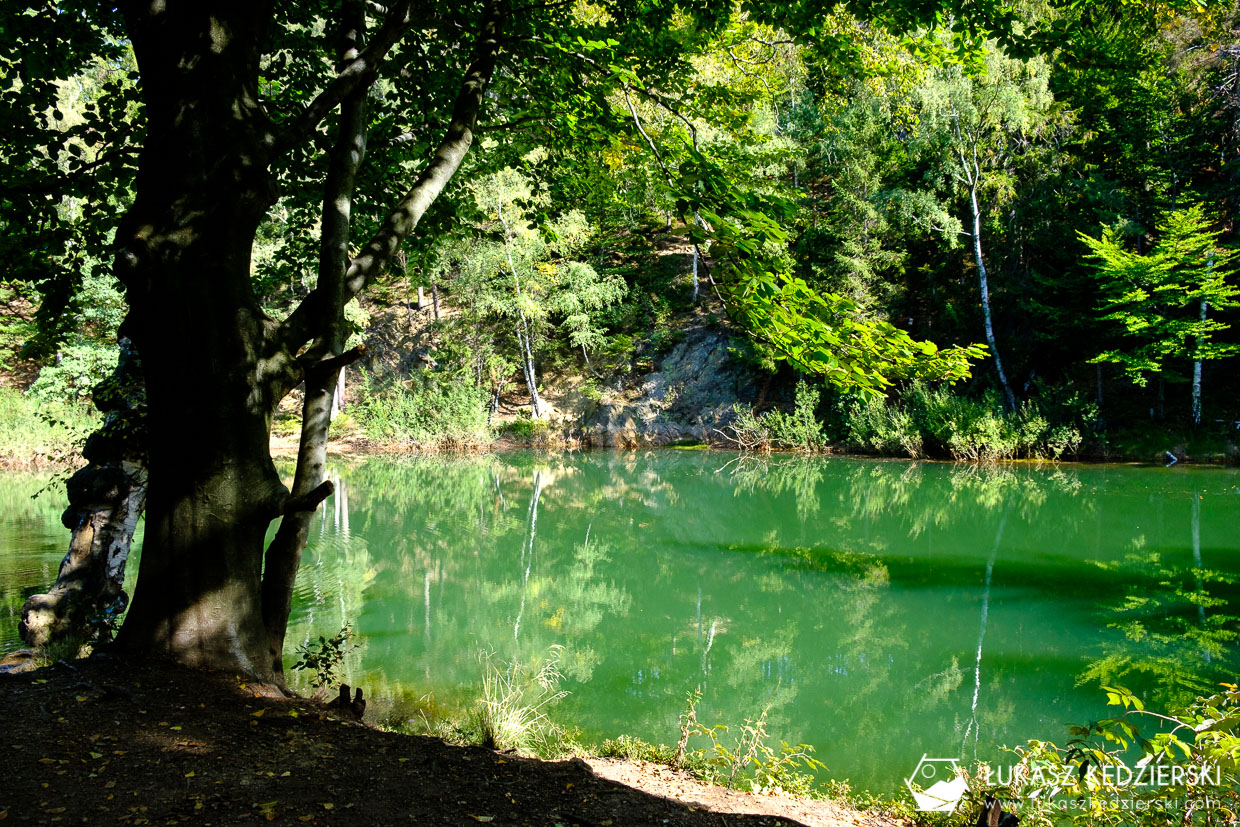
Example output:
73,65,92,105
0,656,811,826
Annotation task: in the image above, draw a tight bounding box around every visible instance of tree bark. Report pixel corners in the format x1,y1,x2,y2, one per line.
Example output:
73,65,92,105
110,4,295,680
106,0,504,680
21,337,148,648
969,181,1017,412
1192,298,1206,427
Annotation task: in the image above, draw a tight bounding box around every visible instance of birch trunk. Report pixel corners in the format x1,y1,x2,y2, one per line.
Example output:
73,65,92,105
970,182,1017,411
21,338,148,648
498,197,544,418
1192,298,1206,427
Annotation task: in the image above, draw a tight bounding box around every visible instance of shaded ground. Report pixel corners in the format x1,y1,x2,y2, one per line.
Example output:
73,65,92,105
1,656,904,826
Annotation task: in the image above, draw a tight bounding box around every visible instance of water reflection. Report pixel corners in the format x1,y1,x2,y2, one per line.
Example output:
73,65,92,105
0,453,1218,795
273,455,1240,790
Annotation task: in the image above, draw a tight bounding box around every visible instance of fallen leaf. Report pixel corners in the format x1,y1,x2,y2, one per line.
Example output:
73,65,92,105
90,752,103,759
468,816,494,823
280,771,290,777
251,709,266,718
322,803,334,811
170,726,182,731
38,758,55,765
185,771,196,778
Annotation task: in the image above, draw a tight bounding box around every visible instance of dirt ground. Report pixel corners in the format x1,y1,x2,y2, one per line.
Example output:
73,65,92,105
0,655,907,826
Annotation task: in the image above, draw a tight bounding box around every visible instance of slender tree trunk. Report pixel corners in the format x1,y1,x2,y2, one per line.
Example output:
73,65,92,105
261,1,368,681
970,183,1016,411
1192,299,1207,427
431,282,441,321
21,338,148,647
498,197,544,418
691,212,705,304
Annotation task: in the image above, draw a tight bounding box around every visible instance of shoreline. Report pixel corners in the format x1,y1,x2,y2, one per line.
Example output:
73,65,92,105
0,656,909,826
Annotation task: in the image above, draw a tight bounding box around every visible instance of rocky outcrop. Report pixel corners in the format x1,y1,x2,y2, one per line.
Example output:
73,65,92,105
583,326,759,448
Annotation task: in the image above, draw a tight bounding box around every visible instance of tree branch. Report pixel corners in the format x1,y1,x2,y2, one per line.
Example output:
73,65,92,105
278,1,505,351
284,480,335,514
270,0,415,158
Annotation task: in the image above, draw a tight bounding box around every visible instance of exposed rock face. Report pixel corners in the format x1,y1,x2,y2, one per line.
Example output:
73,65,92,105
584,326,758,448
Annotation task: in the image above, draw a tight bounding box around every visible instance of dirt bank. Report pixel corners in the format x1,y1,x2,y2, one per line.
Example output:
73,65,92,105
0,655,904,826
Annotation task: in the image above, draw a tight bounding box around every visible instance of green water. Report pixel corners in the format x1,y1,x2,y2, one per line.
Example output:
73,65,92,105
3,454,1238,793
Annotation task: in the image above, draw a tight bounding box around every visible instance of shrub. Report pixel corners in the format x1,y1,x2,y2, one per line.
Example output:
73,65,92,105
27,342,119,405
353,375,491,448
965,685,1240,826
839,382,1097,461
0,388,99,467
764,380,827,452
722,379,827,453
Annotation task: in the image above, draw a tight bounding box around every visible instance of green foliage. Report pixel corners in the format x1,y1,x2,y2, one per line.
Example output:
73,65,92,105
27,341,118,404
969,685,1240,826
0,387,98,467
1081,204,1240,387
600,689,827,797
599,734,683,765
840,382,1098,461
290,625,356,690
722,379,827,453
763,380,828,453
352,375,491,448
689,704,828,796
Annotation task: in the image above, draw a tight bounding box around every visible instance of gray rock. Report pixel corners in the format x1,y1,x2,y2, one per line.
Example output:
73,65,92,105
584,326,758,447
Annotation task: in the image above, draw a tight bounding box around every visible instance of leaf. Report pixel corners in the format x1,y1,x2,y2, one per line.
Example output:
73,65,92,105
468,816,495,823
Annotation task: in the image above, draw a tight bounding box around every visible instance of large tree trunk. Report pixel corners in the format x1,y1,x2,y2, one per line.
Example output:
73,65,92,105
110,3,295,680
100,0,503,681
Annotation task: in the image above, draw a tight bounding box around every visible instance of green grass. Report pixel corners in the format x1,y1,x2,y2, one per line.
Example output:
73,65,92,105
0,388,98,468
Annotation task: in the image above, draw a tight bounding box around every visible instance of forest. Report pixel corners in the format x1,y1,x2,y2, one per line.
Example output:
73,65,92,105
4,0,1239,466
3,0,1240,824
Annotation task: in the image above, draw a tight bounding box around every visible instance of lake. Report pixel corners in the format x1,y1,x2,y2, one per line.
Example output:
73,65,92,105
3,453,1237,794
